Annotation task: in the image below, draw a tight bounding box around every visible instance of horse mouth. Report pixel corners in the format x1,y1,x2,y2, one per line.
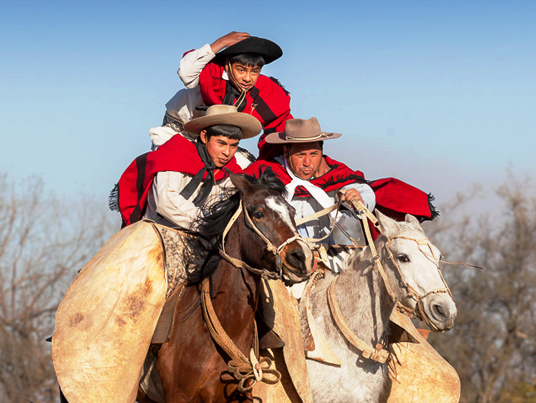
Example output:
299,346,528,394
282,270,309,286
421,296,457,332
279,242,314,285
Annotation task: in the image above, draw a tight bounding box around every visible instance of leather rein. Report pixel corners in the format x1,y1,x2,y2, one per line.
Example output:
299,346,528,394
303,195,452,362
200,199,310,392
219,199,309,281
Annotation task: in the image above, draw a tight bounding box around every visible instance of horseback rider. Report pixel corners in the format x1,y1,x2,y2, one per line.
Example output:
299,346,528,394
245,114,440,240
114,104,262,229
54,105,262,402
244,117,375,247
150,31,291,166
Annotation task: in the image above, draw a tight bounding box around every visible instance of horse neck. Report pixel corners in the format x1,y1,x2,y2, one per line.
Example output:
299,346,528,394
336,246,394,345
210,215,260,345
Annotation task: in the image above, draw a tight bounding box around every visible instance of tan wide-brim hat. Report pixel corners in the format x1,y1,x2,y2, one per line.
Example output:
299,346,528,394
264,117,342,144
184,105,262,139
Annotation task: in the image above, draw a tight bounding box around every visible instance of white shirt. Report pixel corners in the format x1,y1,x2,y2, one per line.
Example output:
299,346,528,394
146,44,218,154
149,44,253,169
274,156,376,243
164,87,205,125
143,171,233,231
163,44,232,126
149,126,176,149
178,43,228,88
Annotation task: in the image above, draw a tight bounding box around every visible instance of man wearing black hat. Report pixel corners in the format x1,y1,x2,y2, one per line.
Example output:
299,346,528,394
158,32,292,160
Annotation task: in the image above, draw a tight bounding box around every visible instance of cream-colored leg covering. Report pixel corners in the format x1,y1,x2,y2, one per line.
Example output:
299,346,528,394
52,221,167,403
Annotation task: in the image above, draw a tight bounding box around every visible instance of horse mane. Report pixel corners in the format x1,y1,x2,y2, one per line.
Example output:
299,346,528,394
247,165,287,196
186,167,286,283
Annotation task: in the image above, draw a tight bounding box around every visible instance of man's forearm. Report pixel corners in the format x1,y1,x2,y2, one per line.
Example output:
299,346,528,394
178,44,215,88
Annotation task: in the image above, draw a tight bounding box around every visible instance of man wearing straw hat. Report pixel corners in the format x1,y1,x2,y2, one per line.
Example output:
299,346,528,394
113,104,262,229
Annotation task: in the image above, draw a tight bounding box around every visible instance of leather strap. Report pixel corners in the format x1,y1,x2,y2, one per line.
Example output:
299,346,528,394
327,276,389,363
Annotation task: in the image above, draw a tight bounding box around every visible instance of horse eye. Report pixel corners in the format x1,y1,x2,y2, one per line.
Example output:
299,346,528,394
398,254,410,263
253,211,264,220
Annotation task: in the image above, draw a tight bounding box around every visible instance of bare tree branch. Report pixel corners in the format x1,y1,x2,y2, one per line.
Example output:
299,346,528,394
427,174,536,402
0,174,117,402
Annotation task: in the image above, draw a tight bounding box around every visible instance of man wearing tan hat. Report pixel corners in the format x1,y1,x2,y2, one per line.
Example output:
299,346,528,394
245,117,375,247
246,117,441,250
57,107,261,403
113,104,262,229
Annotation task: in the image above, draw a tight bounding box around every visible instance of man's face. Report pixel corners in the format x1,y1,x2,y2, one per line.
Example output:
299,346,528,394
284,142,323,180
225,62,261,91
200,132,239,168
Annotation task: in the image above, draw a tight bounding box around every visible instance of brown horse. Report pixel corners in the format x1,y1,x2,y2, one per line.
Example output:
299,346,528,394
138,171,314,403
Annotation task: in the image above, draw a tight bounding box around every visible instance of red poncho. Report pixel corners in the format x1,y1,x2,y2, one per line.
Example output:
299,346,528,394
115,135,243,226
198,59,292,160
244,156,438,223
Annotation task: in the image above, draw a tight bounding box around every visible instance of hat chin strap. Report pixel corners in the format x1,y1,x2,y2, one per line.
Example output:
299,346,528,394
227,62,248,110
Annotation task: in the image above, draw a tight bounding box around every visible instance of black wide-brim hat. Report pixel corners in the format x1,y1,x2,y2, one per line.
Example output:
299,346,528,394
216,36,283,65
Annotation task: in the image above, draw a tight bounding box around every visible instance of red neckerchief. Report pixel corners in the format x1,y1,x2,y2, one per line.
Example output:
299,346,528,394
117,134,242,226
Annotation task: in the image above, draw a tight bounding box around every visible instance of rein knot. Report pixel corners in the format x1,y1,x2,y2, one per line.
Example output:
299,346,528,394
227,354,282,393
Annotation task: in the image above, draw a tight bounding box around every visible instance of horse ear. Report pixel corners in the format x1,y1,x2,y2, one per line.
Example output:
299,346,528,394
405,214,424,232
230,173,254,196
375,209,398,235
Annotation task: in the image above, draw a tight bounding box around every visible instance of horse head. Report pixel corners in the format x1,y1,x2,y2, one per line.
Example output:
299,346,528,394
229,172,314,285
376,211,457,332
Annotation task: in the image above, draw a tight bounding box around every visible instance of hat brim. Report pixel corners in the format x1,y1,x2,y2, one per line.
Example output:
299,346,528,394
264,131,342,144
216,36,283,65
184,112,262,140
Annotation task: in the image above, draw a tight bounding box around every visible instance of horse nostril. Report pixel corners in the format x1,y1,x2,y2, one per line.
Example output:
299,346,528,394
433,304,446,319
288,249,306,267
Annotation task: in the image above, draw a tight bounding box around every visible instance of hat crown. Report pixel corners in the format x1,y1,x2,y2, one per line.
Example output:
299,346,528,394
183,104,262,139
205,104,239,117
284,118,323,140
217,36,283,65
263,117,342,144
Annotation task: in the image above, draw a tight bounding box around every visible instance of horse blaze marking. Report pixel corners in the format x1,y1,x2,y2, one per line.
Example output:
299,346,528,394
266,196,297,235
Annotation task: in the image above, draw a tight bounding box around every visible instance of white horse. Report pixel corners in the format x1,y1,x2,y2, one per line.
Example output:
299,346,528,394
305,211,457,402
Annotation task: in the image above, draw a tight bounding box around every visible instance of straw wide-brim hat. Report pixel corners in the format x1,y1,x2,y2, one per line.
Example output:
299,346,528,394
216,36,283,65
184,105,262,139
264,117,342,144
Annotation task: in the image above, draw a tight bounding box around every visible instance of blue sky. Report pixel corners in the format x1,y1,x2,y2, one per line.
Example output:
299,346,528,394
1,0,535,208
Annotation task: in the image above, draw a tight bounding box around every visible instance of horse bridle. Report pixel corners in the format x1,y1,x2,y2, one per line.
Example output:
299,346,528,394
353,200,452,327
201,198,311,392
325,199,452,362
383,235,452,330
219,199,311,281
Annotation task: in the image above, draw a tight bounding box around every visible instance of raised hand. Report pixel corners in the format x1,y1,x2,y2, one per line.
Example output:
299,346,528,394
210,31,251,53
